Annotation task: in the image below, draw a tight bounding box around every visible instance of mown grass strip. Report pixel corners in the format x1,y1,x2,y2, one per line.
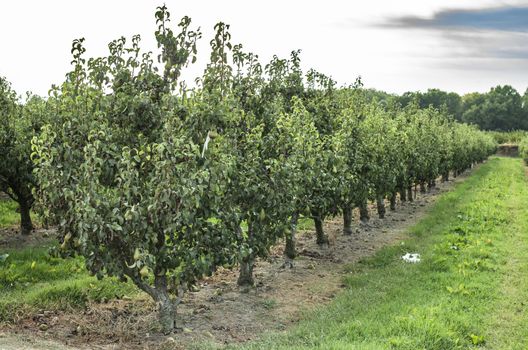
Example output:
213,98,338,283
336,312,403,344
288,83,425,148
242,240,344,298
226,157,528,350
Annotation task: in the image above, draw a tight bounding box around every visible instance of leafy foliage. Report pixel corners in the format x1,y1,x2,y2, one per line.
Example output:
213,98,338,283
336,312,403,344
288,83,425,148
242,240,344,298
461,86,526,131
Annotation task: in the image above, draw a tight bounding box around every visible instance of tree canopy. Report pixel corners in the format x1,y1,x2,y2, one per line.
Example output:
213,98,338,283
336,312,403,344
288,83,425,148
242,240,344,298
397,86,528,131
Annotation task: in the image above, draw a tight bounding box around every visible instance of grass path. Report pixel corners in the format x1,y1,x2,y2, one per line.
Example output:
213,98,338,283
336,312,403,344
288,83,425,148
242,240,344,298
483,161,528,349
231,157,528,350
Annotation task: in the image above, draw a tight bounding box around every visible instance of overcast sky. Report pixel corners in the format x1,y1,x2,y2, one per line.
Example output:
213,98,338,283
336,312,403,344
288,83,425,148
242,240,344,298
0,0,527,96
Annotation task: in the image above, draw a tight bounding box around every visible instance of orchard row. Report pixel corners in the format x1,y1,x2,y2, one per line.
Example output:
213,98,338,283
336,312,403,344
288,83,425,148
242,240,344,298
0,6,496,332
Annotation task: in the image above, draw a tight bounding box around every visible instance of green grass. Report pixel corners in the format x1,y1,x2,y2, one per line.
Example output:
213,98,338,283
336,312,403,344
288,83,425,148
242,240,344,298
0,198,132,320
297,216,315,231
226,157,528,350
0,243,138,322
0,198,19,228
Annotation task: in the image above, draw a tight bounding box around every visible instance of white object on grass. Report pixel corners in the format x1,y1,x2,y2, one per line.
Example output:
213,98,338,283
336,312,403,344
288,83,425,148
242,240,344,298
401,253,421,263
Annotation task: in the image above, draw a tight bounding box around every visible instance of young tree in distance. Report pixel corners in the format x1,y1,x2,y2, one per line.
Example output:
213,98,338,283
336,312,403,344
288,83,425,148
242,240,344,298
0,78,46,235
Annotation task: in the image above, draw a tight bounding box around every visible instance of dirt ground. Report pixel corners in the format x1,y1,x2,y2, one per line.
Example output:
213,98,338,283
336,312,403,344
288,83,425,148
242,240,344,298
0,226,55,249
0,171,473,350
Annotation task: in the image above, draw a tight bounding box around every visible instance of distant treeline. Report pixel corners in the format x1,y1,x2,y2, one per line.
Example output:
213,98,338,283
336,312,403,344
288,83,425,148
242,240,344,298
365,86,528,131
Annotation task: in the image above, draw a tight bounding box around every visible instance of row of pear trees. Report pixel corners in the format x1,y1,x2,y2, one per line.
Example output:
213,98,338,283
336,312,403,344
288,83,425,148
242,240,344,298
26,7,496,332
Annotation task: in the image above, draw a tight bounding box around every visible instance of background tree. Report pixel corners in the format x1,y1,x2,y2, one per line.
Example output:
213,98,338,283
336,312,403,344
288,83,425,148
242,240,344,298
0,78,47,234
395,89,462,120
270,97,322,264
522,88,528,111
462,86,526,131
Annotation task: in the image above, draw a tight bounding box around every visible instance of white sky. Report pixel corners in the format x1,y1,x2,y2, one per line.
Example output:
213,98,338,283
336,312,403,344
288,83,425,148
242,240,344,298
0,0,527,96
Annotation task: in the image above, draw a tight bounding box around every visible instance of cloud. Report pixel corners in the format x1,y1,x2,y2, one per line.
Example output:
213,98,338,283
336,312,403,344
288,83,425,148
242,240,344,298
377,5,528,63
384,6,528,33
432,57,528,72
439,30,528,60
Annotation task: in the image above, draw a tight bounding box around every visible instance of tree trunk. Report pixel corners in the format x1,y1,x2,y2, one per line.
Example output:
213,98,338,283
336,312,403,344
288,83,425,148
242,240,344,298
343,205,353,235
238,220,256,286
390,192,397,211
127,272,177,334
148,275,177,334
156,288,176,334
284,213,299,260
19,198,33,235
313,211,329,245
359,199,370,223
376,195,386,219
400,188,407,202
407,186,414,202
237,257,255,287
428,179,436,191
